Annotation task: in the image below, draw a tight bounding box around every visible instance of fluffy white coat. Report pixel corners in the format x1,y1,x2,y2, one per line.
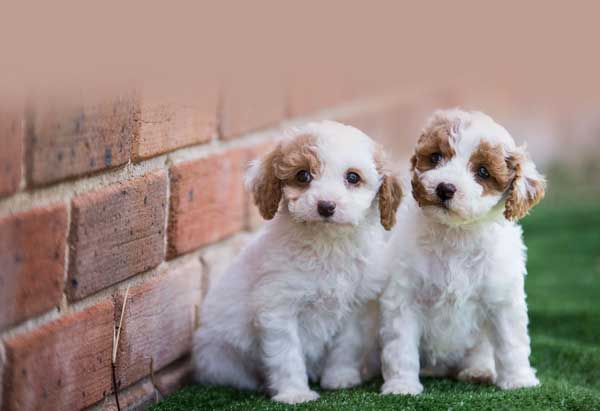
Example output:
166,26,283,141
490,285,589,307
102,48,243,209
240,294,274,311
380,110,545,395
193,121,399,404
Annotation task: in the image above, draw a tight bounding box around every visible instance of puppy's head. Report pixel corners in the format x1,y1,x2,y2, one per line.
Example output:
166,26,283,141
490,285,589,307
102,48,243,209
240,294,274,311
410,109,545,225
246,121,402,230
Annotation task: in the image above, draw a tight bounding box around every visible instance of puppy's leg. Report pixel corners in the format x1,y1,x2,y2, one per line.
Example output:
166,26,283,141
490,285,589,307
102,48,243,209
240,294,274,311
489,298,539,390
259,315,319,404
360,301,382,382
380,304,423,395
456,336,496,385
321,306,374,390
193,338,260,390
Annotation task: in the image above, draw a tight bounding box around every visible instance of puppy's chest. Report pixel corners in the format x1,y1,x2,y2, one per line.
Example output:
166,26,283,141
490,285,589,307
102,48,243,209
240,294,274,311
302,263,368,312
415,248,489,355
415,248,488,311
297,262,372,339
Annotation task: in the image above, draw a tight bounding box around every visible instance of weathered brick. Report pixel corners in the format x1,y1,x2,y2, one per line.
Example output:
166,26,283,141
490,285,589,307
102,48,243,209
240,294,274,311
0,109,23,197
26,95,137,186
133,94,218,160
168,148,250,257
113,261,201,388
87,379,155,411
67,171,167,300
85,358,191,411
2,299,114,411
220,78,285,139
0,205,67,331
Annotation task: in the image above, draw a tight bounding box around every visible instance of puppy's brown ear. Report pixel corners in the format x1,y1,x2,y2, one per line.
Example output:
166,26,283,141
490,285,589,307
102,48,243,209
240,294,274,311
245,144,283,220
378,174,403,230
410,153,417,171
504,145,546,221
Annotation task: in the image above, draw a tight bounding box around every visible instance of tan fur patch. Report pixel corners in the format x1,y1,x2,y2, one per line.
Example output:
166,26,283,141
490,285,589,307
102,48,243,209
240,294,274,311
374,144,403,230
379,175,402,230
274,133,322,183
411,173,438,207
409,119,456,207
469,141,515,196
411,119,456,172
504,152,545,220
251,134,322,219
251,145,284,220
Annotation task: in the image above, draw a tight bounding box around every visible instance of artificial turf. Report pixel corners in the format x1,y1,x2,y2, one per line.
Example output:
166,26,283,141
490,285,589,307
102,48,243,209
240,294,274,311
151,174,600,411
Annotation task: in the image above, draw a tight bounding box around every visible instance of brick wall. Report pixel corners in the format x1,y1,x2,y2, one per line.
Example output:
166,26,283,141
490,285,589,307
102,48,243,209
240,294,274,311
2,79,591,410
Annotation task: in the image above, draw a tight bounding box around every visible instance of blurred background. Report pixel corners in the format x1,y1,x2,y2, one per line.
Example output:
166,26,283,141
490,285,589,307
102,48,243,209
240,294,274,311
0,2,599,410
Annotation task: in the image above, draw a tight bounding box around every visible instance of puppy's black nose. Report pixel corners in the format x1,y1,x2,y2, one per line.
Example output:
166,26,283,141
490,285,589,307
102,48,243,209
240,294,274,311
317,201,336,217
436,183,457,201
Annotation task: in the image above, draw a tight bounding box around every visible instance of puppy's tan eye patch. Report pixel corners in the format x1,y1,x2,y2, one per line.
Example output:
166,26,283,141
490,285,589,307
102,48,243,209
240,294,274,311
412,125,456,172
274,133,322,188
469,141,515,195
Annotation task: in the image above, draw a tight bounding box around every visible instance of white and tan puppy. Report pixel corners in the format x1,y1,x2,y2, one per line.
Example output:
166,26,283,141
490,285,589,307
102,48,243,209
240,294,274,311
193,121,402,404
380,109,545,395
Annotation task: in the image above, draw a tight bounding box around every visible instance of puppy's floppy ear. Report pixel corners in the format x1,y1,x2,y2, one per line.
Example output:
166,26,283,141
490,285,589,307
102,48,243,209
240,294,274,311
504,145,546,221
375,145,403,230
245,144,283,220
378,173,403,230
410,153,417,171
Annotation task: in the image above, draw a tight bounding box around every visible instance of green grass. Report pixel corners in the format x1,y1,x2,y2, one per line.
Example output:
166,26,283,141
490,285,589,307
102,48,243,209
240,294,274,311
152,176,600,411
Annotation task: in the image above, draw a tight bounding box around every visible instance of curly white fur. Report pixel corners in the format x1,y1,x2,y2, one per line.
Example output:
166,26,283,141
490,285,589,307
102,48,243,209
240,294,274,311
380,110,544,395
193,121,393,404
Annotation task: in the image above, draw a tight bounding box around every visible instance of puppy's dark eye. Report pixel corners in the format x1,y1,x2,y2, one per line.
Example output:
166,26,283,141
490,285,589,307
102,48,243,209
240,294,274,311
296,170,312,184
346,171,361,185
477,166,490,179
430,152,443,164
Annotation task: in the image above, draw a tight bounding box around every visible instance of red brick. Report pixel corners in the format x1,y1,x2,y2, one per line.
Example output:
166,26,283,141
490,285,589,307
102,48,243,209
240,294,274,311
0,205,67,331
0,109,23,197
220,77,286,139
113,263,200,388
26,95,137,186
168,148,250,257
85,359,191,411
87,380,155,411
67,171,167,300
133,93,218,160
2,299,114,411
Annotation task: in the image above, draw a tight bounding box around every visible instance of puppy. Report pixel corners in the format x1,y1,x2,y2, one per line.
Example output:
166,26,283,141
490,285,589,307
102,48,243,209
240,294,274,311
193,121,402,404
380,109,545,395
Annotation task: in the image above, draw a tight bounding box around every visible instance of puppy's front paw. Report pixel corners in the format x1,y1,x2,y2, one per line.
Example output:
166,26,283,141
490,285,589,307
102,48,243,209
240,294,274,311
381,378,423,395
321,367,362,390
497,368,540,390
457,367,496,385
272,389,320,404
